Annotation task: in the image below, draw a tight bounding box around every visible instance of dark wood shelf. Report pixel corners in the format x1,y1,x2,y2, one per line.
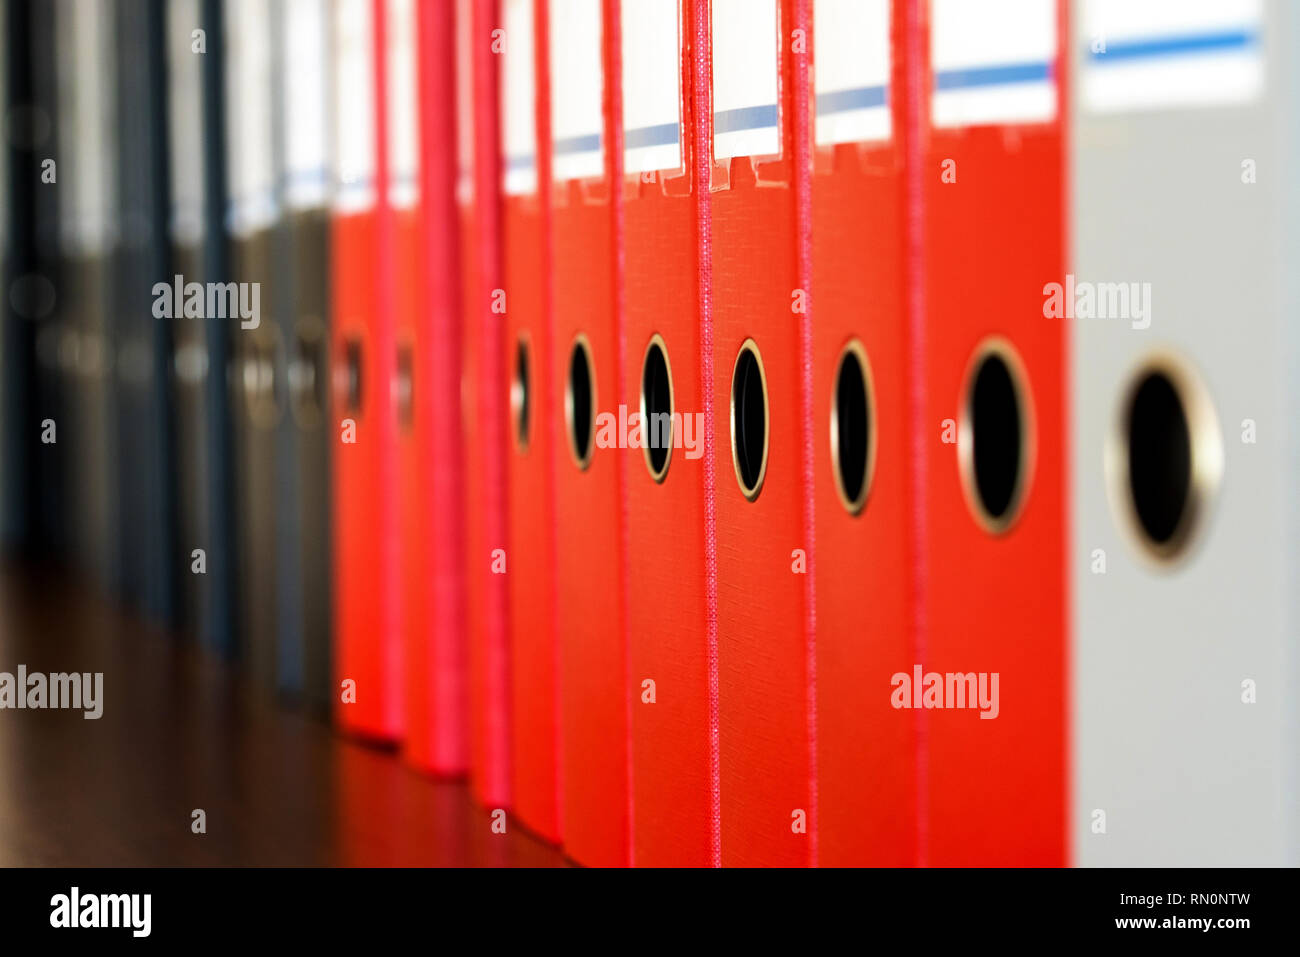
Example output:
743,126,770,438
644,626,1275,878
0,561,567,867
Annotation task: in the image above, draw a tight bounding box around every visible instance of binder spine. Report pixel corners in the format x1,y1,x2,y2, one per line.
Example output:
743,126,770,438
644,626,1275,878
916,0,1068,865
808,0,917,866
226,0,282,688
288,204,333,711
385,0,424,760
708,0,814,867
459,0,511,808
30,0,67,567
269,0,298,694
534,0,561,841
271,0,333,711
166,0,209,644
270,0,333,710
0,1,24,550
371,0,403,738
199,0,237,659
409,0,469,773
1071,0,1294,866
113,0,178,626
329,0,402,740
550,0,630,866
55,0,116,595
501,0,561,841
622,0,716,867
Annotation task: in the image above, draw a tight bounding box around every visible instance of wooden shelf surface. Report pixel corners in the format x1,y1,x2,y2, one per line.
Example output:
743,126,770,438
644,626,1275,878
0,562,568,867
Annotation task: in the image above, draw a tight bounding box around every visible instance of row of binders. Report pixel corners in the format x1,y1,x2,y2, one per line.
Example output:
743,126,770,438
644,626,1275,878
5,0,1297,866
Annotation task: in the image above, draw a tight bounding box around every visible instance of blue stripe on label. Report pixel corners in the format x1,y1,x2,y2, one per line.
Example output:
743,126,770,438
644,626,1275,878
506,155,536,172
1089,29,1258,64
714,103,779,135
625,122,681,150
554,132,602,156
934,61,1052,91
816,84,888,116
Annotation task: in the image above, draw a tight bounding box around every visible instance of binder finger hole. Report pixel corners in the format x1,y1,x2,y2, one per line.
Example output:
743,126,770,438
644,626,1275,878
268,327,287,424
730,338,770,502
290,317,328,428
640,334,674,483
565,334,596,470
830,339,877,515
959,338,1034,534
1110,355,1221,563
337,336,363,415
240,341,268,409
395,343,414,431
512,335,531,453
241,331,283,428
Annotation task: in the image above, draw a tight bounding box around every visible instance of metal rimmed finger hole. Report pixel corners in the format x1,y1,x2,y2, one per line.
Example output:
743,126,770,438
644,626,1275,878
565,334,596,469
730,338,769,502
338,336,363,415
958,337,1035,534
241,330,283,428
512,335,531,453
830,339,877,516
640,334,674,482
289,317,328,428
1107,353,1222,564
